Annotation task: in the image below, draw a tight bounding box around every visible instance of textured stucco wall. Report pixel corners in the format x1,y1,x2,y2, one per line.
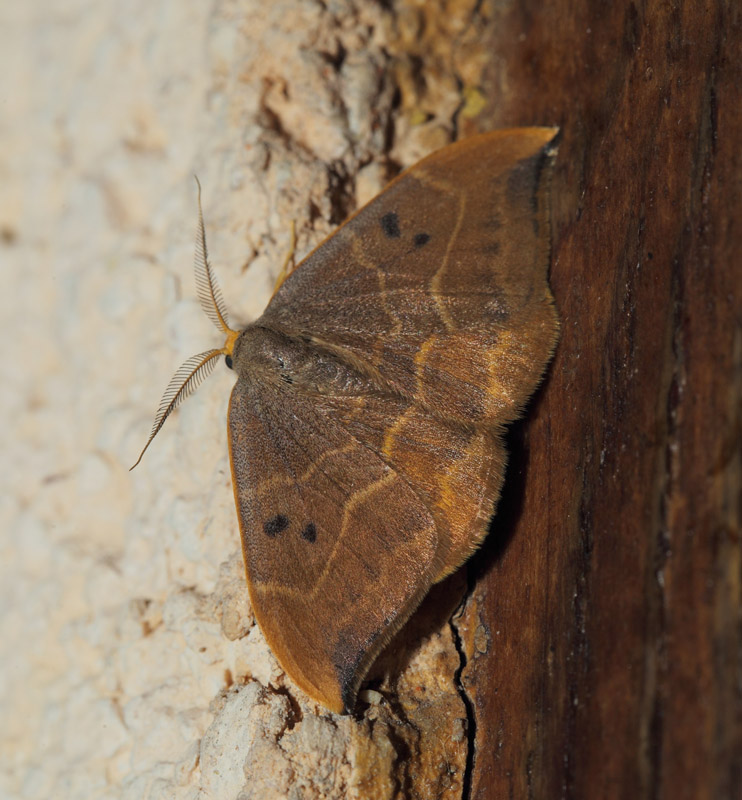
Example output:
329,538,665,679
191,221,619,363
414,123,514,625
1,1,491,797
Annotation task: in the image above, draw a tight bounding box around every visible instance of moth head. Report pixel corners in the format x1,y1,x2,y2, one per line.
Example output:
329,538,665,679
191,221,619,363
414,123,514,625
131,178,239,470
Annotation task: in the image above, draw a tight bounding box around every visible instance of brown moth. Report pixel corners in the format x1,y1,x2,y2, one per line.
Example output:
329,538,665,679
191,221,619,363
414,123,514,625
133,128,560,714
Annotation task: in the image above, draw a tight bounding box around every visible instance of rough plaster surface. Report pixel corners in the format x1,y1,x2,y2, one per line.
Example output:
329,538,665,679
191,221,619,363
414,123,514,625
2,1,494,797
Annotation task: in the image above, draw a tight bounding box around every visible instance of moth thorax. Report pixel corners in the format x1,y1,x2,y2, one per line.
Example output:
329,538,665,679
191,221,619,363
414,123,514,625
233,324,361,395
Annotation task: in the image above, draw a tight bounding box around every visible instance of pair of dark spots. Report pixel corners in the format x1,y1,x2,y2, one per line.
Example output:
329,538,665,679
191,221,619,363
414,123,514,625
382,209,506,255
380,211,430,248
263,514,317,543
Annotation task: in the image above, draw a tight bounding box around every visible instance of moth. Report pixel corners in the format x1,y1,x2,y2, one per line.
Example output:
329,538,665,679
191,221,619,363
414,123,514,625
134,128,560,714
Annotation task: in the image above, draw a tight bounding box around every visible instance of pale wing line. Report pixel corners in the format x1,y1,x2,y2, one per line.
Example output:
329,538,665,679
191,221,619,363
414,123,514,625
272,202,538,306
248,390,404,599
482,328,540,406
253,471,399,599
349,235,404,336
433,431,498,580
380,327,519,457
248,389,310,527
246,389,392,597
250,392,371,533
320,470,399,597
381,336,437,461
308,326,521,413
254,441,357,497
416,170,466,332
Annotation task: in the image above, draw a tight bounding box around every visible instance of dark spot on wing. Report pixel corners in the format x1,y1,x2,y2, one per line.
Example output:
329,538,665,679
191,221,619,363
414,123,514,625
414,232,430,247
380,212,401,238
264,514,290,537
301,522,317,543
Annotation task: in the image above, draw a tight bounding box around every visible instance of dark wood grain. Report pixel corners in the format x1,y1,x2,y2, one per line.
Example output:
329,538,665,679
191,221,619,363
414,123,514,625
455,1,742,798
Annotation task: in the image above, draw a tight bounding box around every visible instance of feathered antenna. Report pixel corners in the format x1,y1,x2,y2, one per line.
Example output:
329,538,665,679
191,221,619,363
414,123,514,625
194,176,231,335
130,350,222,469
131,179,239,470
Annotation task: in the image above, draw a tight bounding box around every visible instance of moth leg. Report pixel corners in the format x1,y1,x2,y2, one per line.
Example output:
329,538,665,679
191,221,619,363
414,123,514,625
272,220,297,294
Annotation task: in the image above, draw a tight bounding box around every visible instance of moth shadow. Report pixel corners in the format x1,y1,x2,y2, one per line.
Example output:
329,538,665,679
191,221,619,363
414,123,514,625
363,570,467,709
467,415,531,584
361,390,545,706
471,364,556,579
